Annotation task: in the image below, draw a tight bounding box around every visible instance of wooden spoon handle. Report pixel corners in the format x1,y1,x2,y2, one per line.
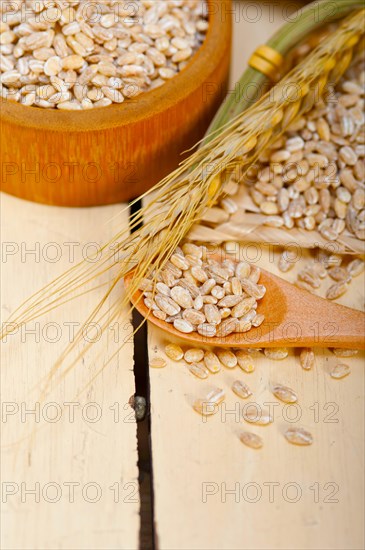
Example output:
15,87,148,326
276,278,365,349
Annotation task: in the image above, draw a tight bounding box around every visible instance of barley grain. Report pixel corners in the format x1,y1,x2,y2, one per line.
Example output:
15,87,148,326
347,258,364,276
272,384,298,403
216,349,237,368
326,281,348,300
236,351,255,373
284,427,313,445
150,357,166,368
300,348,315,370
188,362,209,379
232,380,252,399
264,348,289,360
239,431,263,449
203,351,222,373
332,348,358,357
184,348,205,364
330,363,351,378
165,343,184,361
173,319,194,333
243,407,273,425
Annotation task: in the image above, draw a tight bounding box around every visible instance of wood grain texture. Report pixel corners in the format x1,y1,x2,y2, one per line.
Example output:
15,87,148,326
0,0,231,207
147,4,365,549
0,194,140,549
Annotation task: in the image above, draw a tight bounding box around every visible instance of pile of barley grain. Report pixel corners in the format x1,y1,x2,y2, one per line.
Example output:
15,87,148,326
278,249,365,300
216,56,365,242
0,0,208,109
139,243,266,337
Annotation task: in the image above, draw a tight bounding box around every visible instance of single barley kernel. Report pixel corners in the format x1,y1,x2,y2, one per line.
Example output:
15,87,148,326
155,295,181,316
193,387,225,415
171,286,193,309
241,309,257,324
239,431,263,449
217,294,245,308
193,399,218,416
241,279,266,299
232,380,252,399
272,384,298,403
235,320,252,333
330,363,351,379
194,295,204,310
153,309,167,321
204,351,222,373
150,357,167,368
207,387,226,404
182,308,205,325
264,348,289,360
278,252,295,272
300,348,315,370
191,266,208,283
231,277,243,295
326,282,348,300
221,307,231,319
298,269,321,289
184,348,205,363
252,313,265,328
165,343,184,361
204,304,221,325
347,258,364,277
188,362,209,379
173,319,194,333
200,278,216,295
235,261,251,279
327,266,351,282
211,285,225,299
236,351,255,373
216,318,237,337
216,349,237,368
243,407,273,425
231,297,257,318
203,296,218,305
156,282,171,297
284,427,313,446
197,323,217,338
182,243,202,258
332,348,358,357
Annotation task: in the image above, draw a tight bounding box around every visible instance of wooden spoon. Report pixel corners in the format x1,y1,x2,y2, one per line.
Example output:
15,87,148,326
124,267,365,349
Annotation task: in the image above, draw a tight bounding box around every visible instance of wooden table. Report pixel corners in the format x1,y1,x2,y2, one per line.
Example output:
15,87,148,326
1,3,364,549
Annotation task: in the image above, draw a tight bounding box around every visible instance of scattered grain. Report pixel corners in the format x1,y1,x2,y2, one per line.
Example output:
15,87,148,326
284,427,313,445
264,348,289,360
272,384,298,403
239,431,263,449
330,363,351,379
165,343,184,361
150,356,167,368
232,380,252,399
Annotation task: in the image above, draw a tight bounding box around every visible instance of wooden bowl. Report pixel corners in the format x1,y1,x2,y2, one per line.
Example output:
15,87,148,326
0,0,231,207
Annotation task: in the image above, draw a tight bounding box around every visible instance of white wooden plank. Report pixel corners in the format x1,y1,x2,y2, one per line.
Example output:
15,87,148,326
1,193,140,550
148,3,364,548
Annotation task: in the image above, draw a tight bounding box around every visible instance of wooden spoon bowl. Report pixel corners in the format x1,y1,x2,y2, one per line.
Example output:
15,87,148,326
125,267,365,349
0,0,231,207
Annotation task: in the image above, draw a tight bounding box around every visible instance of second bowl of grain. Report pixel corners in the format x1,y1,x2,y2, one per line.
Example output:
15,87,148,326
0,0,232,206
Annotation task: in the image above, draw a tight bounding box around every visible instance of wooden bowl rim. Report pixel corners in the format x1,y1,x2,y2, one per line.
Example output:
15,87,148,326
0,0,232,132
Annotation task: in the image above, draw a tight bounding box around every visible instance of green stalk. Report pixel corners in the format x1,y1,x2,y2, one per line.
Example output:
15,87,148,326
206,0,364,140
